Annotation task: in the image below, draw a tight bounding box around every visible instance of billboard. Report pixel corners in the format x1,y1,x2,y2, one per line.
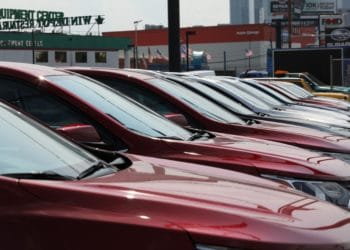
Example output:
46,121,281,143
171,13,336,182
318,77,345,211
320,15,345,32
271,0,303,18
302,0,336,14
0,8,104,31
271,0,336,18
325,27,350,47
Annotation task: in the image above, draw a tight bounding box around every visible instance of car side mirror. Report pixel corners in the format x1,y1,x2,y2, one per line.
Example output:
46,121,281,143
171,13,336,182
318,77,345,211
56,124,102,143
164,113,189,127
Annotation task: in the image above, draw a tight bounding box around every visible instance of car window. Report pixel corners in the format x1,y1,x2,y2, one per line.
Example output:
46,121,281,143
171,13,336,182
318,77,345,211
91,77,203,128
45,75,193,140
305,73,326,86
272,84,302,98
0,76,125,151
244,80,293,104
0,102,96,177
290,80,304,89
216,80,273,110
301,77,318,90
288,84,313,97
176,77,255,117
232,80,284,106
145,78,245,124
277,84,311,98
0,77,88,127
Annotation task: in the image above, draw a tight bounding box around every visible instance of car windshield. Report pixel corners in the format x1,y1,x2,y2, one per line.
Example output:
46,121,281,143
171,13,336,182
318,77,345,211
146,78,245,123
216,79,273,110
305,73,326,86
244,80,294,104
182,78,255,116
269,84,301,98
46,75,192,140
233,80,285,106
276,83,312,98
0,102,96,177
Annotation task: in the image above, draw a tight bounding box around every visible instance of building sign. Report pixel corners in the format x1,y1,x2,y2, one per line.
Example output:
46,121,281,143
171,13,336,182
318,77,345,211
320,15,344,33
236,30,260,36
271,1,289,13
272,19,319,27
0,8,103,31
325,27,350,46
0,39,43,48
320,15,344,27
272,0,336,19
271,0,306,19
302,0,336,14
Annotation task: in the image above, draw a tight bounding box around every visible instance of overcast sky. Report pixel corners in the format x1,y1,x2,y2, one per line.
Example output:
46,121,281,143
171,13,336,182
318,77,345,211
0,0,229,32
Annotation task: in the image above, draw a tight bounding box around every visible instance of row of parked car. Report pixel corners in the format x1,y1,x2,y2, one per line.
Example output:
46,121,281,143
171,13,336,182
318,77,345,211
1,62,350,249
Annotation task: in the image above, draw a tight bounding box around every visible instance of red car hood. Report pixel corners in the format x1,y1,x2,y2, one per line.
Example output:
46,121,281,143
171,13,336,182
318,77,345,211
21,154,350,248
163,133,350,180
256,119,349,139
311,96,350,109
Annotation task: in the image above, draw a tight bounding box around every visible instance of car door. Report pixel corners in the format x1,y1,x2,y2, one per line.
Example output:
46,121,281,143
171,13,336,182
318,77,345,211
0,176,36,249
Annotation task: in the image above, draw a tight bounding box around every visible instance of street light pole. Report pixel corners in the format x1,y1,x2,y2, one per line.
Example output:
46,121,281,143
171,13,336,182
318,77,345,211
133,20,142,68
31,29,35,64
168,0,181,72
185,31,196,71
288,0,292,48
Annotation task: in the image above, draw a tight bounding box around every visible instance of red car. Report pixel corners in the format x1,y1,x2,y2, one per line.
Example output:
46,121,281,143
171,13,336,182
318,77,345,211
66,67,350,155
2,100,350,250
257,79,350,111
1,62,350,209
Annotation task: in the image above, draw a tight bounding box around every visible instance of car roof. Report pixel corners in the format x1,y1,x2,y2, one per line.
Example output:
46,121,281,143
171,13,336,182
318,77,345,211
0,61,68,76
63,67,156,81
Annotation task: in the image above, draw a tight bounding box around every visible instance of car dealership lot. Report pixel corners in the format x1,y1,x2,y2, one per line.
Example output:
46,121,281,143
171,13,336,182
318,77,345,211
0,62,350,249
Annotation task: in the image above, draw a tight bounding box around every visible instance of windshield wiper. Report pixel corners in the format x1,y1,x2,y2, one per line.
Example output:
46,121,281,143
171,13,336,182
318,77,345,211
188,131,212,141
257,112,268,117
245,119,257,125
77,161,116,180
157,136,183,140
3,171,76,181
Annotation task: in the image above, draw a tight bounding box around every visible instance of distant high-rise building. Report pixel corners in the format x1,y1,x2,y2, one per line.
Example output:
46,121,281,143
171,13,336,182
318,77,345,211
230,0,270,24
230,0,350,25
339,0,350,11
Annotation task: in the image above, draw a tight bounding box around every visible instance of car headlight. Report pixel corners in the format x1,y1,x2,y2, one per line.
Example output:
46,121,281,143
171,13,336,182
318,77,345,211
196,244,242,250
262,175,350,209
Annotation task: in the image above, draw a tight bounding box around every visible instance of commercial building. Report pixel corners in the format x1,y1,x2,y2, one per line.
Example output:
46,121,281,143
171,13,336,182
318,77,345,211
230,0,350,25
0,32,131,67
0,8,132,67
104,24,279,74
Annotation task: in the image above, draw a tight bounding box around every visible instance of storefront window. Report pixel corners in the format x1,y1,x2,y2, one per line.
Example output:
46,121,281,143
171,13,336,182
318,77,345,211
55,51,67,63
95,52,107,63
75,52,87,63
35,51,48,63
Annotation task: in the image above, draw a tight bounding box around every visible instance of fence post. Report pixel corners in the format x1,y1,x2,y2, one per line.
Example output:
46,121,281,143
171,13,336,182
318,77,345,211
330,55,333,89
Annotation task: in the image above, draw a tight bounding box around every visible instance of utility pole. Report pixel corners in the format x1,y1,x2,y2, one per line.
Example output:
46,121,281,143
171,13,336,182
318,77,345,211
31,29,35,64
185,30,196,71
133,20,142,69
168,0,181,72
288,0,292,48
